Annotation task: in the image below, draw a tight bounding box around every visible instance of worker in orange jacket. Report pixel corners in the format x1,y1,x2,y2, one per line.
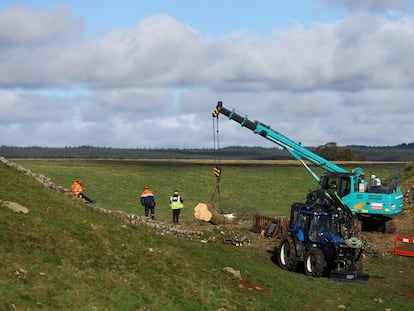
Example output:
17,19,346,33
71,179,93,204
71,180,82,197
140,185,156,219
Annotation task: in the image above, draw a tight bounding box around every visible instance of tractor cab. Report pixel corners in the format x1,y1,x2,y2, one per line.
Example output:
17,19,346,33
319,172,353,198
289,202,346,245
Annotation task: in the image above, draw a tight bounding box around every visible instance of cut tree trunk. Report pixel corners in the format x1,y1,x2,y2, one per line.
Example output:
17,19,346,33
194,202,237,225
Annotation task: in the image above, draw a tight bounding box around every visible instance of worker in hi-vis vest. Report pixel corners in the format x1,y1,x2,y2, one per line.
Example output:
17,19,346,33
71,179,94,204
371,175,382,186
169,190,184,225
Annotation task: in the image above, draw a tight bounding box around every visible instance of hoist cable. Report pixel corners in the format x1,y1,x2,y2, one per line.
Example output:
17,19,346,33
212,116,221,162
211,114,223,213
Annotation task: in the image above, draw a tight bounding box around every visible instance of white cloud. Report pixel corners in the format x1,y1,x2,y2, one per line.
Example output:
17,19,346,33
0,4,413,148
0,5,82,46
325,0,413,14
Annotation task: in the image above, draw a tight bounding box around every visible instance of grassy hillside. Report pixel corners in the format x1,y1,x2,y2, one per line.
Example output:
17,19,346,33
10,159,403,222
1,160,414,310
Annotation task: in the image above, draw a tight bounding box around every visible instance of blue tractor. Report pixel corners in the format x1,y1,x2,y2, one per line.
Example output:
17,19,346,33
212,101,404,233
276,188,369,283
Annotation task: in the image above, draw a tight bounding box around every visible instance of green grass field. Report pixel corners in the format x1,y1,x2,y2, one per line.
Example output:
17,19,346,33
1,159,413,310
12,159,323,222
10,159,403,223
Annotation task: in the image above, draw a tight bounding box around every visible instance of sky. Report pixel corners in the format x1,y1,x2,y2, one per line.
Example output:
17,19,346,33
0,0,414,149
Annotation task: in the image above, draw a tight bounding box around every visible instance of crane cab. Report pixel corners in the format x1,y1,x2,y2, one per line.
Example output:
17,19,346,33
319,172,403,232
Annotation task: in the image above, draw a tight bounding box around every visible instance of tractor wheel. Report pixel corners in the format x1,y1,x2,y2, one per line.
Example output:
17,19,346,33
304,248,327,277
384,219,396,234
277,235,298,272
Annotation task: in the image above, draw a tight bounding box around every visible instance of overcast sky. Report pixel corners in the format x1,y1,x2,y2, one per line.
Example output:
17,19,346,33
1,0,413,149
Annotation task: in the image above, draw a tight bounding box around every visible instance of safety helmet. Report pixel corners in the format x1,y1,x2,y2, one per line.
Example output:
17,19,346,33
371,175,376,179
143,185,149,189
174,190,179,194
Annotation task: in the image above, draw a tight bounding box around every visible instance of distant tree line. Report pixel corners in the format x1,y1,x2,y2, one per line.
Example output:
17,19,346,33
0,143,413,162
315,142,365,161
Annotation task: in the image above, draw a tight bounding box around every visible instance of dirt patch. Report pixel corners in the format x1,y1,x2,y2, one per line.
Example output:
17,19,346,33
363,207,414,255
198,177,414,256
182,201,414,259
364,175,414,255
237,279,269,294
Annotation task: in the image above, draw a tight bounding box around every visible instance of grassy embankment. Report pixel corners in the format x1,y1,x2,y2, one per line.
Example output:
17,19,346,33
10,159,404,222
1,159,413,310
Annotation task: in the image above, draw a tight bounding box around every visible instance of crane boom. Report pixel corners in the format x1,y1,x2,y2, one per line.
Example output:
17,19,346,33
212,100,404,231
212,101,347,182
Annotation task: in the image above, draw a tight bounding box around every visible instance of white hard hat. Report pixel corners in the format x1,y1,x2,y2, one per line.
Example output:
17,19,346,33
371,175,376,179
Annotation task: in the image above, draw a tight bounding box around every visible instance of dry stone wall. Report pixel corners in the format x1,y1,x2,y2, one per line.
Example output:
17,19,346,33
0,156,202,240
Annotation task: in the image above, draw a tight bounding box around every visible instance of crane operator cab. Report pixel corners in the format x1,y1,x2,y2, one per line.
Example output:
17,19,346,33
320,173,352,198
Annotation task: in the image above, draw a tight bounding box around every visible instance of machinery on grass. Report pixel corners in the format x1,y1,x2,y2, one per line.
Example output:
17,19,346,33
212,101,403,233
276,188,369,283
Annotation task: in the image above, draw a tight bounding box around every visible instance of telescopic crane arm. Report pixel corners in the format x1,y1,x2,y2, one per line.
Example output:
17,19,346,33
212,101,348,183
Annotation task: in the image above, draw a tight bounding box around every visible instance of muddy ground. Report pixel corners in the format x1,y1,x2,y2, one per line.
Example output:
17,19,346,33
181,176,414,258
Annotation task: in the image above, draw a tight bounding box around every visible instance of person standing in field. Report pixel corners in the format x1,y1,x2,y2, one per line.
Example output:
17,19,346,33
140,185,156,219
169,189,184,225
70,179,94,204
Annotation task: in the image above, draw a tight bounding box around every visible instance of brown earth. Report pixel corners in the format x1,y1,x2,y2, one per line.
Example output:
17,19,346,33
367,176,414,254
181,175,414,257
